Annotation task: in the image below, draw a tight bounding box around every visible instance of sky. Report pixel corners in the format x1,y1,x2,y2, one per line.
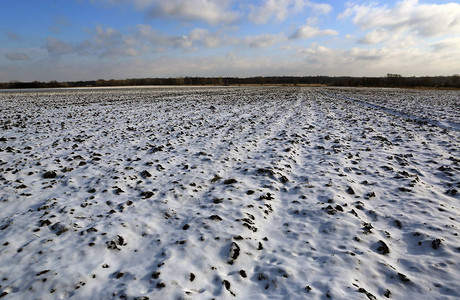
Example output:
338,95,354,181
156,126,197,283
1,0,460,82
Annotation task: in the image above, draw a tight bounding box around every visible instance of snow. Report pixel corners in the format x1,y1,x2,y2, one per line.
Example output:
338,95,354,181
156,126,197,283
0,86,459,299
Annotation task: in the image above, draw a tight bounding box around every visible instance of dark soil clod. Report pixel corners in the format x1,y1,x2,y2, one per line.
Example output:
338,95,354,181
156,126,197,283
209,215,222,221
432,239,442,249
223,179,237,185
257,242,263,250
346,186,355,195
36,270,50,276
397,273,410,283
140,170,152,178
210,174,222,183
384,289,391,298
42,171,57,179
223,279,231,290
228,242,240,264
377,240,390,255
156,282,165,289
140,191,154,199
358,287,377,300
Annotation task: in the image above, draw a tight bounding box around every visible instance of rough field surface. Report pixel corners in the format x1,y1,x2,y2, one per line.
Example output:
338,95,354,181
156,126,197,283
0,86,459,299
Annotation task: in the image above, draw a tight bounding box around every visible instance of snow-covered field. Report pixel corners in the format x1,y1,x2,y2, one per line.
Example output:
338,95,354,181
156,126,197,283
0,86,459,299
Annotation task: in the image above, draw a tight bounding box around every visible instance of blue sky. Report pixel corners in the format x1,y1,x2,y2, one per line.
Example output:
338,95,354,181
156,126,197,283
1,0,459,81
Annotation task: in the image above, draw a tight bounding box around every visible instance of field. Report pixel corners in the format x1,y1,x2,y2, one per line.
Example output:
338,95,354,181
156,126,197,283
0,86,459,299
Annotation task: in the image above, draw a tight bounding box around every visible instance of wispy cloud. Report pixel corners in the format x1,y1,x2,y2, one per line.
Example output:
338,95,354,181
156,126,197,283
341,0,460,37
49,15,71,34
358,29,390,45
46,25,232,59
290,23,337,39
5,52,31,61
134,25,226,51
249,0,332,24
243,33,286,48
45,37,74,56
5,31,21,41
102,0,238,25
431,37,460,52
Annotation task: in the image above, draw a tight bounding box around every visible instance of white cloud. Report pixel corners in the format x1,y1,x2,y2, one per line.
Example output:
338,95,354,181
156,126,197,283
290,24,338,39
135,25,225,50
48,25,230,59
309,2,332,15
148,0,238,24
74,26,132,58
244,33,286,48
188,28,222,48
102,0,238,25
341,0,460,37
249,0,332,24
98,25,284,52
358,29,422,50
249,0,295,24
358,29,389,44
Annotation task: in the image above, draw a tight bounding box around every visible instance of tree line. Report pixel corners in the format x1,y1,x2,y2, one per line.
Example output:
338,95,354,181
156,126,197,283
2,74,460,89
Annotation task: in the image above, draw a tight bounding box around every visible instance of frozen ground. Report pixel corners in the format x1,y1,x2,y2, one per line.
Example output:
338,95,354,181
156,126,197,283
0,86,459,299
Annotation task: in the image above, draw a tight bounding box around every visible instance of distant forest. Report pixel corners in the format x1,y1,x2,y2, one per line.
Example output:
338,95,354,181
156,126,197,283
2,74,460,89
